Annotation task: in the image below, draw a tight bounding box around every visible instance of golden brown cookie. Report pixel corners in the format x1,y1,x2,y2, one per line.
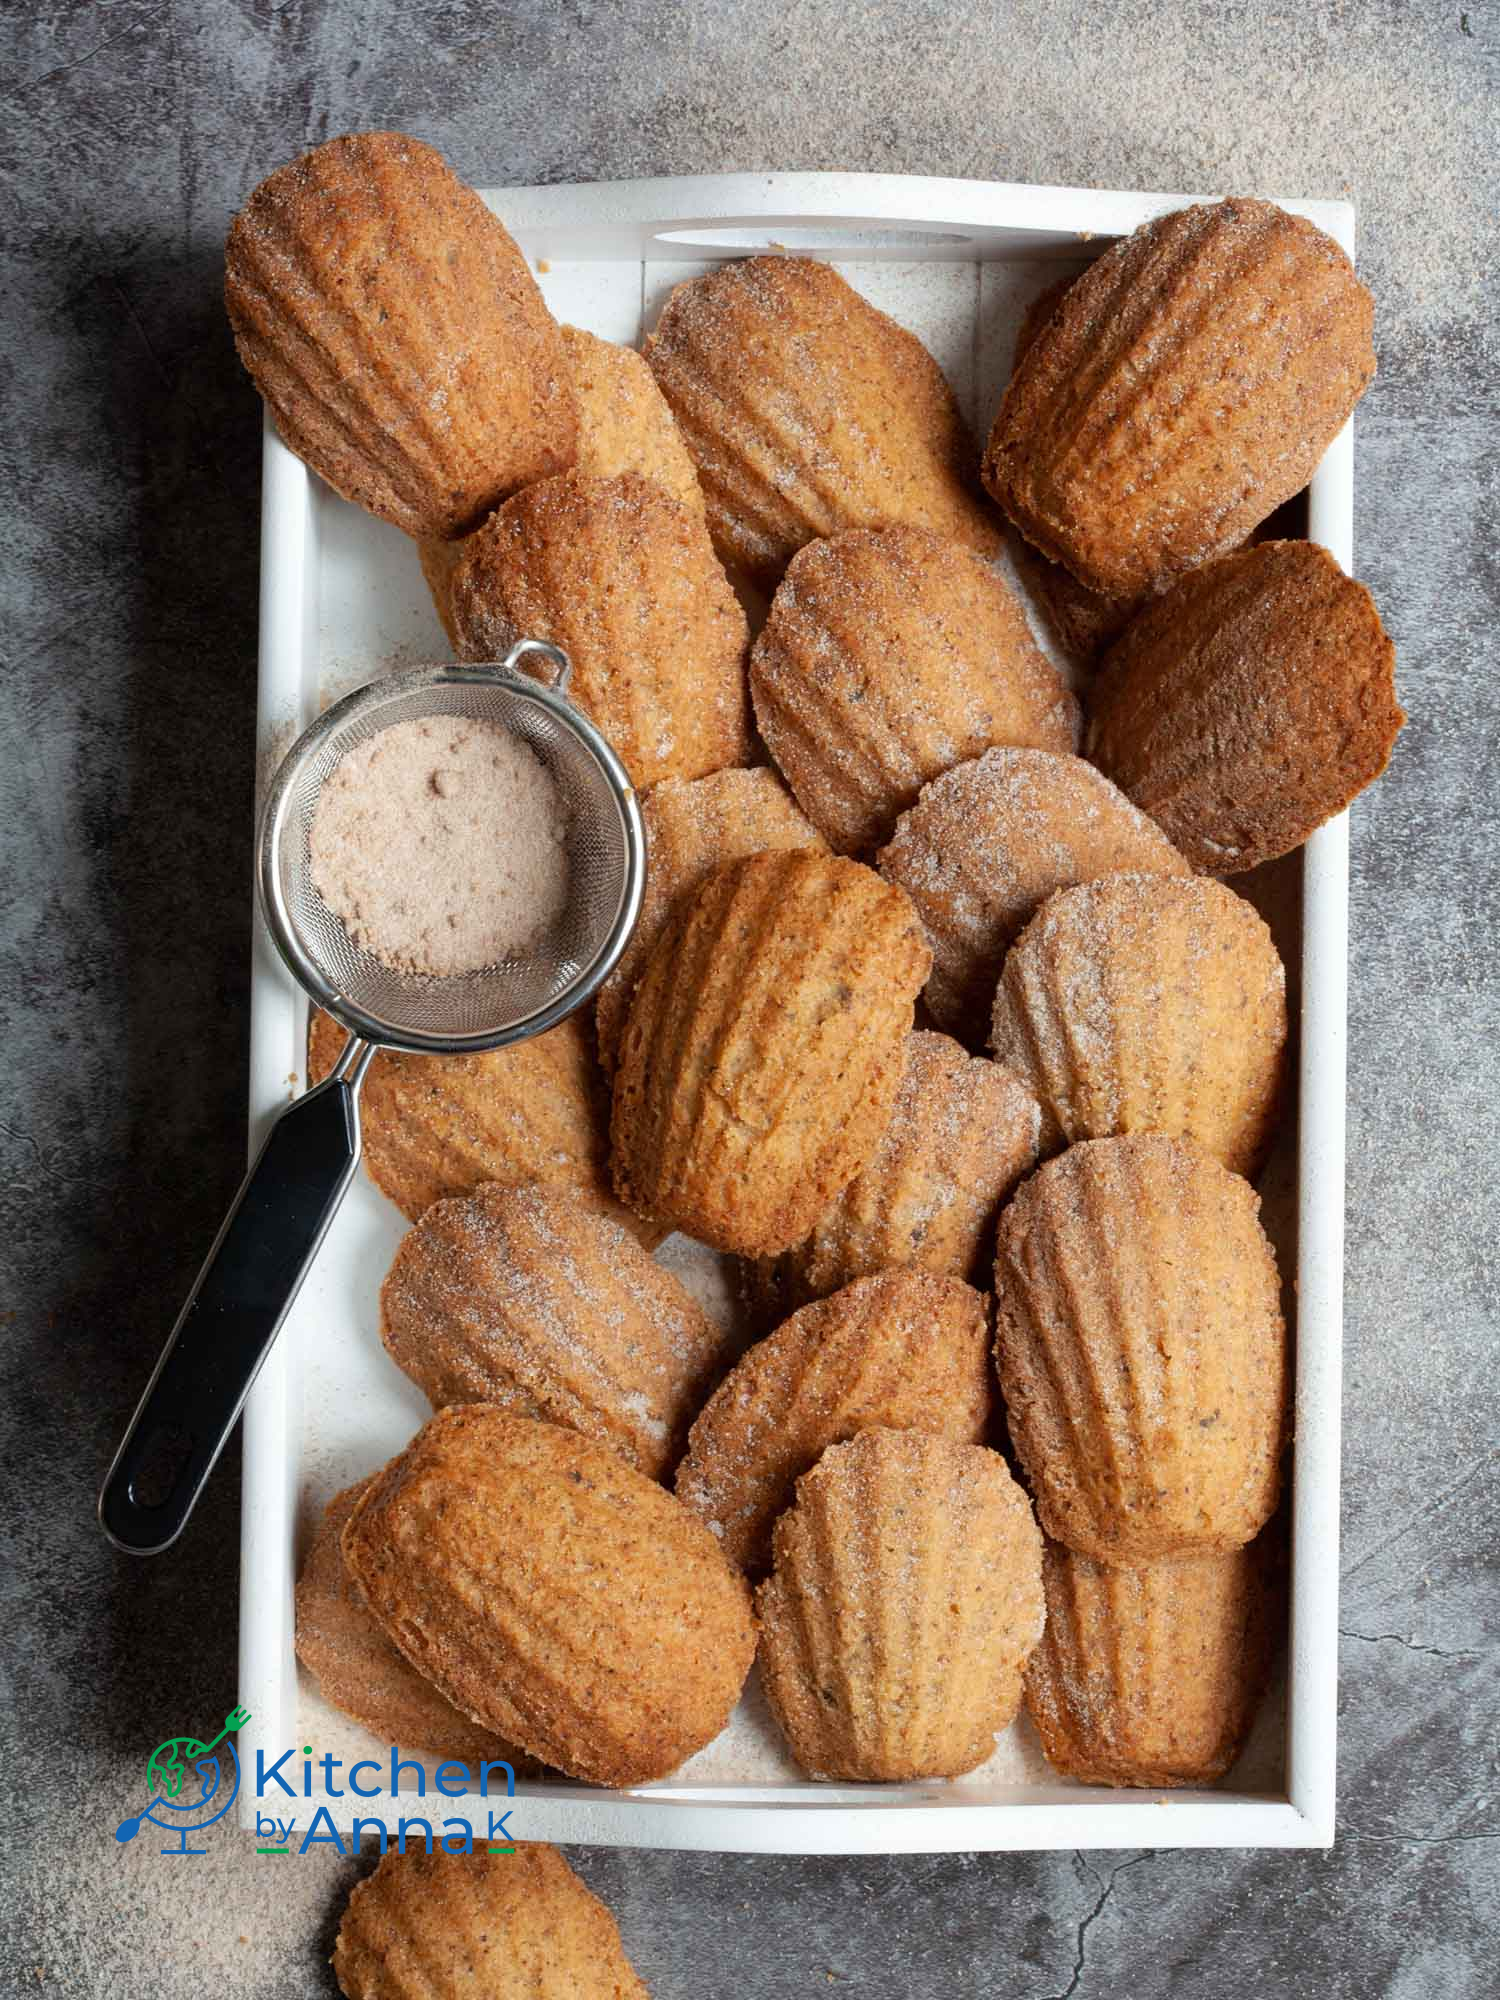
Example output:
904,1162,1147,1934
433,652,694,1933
379,1183,735,1479
295,1479,536,1772
225,133,576,541
748,1030,1041,1321
445,470,752,789
749,525,1079,853
756,1428,1044,1780
675,1269,994,1572
308,1008,661,1245
342,1408,755,1787
994,1136,1288,1564
644,256,1003,592
1087,539,1405,871
332,1843,650,1999
610,851,931,1254
1004,281,1306,669
1004,276,1314,669
990,874,1286,1174
594,768,826,1074
1025,1536,1277,1788
983,198,1375,599
877,748,1190,1044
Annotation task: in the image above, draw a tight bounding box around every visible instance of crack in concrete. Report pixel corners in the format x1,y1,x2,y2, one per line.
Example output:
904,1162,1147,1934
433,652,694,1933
1040,1852,1154,2000
1338,1626,1479,1662
11,8,169,98
1340,1456,1496,1584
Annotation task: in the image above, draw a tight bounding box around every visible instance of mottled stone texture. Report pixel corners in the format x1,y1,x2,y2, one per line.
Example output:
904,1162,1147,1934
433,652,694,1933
1,2,1496,1994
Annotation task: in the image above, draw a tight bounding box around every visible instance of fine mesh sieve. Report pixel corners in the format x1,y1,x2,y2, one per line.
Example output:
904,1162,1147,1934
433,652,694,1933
101,641,646,1556
259,646,644,1052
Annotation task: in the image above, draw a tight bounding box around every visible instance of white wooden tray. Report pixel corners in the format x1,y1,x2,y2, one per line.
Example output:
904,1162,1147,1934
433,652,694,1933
238,172,1352,1851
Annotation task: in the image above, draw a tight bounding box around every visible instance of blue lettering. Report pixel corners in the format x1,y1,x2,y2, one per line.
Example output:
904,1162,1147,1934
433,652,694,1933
396,1816,434,1854
349,1760,381,1799
478,1760,516,1798
298,1806,348,1855
352,1817,389,1855
257,1748,296,1798
318,1752,344,1797
487,1809,513,1842
390,1751,427,1795
434,1761,469,1798
441,1819,473,1854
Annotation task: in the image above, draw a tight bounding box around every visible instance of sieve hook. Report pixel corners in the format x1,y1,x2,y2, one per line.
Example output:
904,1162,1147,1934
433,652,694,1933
505,636,571,691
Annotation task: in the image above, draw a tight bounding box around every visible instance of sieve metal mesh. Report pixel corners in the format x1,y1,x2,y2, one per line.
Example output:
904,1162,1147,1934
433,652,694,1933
257,658,644,1054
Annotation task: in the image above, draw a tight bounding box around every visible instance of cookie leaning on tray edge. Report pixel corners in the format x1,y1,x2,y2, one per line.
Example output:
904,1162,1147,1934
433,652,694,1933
226,131,1402,1984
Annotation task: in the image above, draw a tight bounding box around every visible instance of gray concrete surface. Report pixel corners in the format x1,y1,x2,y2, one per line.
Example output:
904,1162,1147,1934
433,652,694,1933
1,2,1495,1993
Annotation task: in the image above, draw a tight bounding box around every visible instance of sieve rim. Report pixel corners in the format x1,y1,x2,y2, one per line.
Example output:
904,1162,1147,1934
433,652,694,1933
255,659,646,1056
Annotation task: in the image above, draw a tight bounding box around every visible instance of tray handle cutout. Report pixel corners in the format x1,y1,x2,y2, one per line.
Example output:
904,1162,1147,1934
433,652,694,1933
652,224,976,254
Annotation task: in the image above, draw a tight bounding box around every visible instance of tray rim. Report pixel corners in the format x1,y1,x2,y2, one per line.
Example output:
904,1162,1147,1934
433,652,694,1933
238,168,1352,1854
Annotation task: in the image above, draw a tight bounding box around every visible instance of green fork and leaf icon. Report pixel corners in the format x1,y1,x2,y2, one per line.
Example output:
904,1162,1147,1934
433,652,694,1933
147,1705,252,1799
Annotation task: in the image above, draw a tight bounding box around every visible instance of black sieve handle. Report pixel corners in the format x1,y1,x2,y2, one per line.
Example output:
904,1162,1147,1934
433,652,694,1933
98,1046,370,1555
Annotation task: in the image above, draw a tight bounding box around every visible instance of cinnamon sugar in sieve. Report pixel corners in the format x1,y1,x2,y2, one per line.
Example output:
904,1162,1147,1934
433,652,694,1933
309,715,569,976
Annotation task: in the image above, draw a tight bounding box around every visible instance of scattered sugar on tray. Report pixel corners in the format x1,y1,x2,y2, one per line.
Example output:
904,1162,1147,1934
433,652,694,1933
309,715,569,976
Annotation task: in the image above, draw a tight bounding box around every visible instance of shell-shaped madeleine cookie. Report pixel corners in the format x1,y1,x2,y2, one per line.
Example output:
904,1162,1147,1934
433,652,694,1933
342,1409,755,1787
1025,1537,1277,1788
750,1031,1041,1320
984,198,1375,599
296,1480,536,1772
991,875,1287,1174
610,851,931,1254
756,1429,1044,1780
750,526,1079,853
644,256,1003,592
332,1844,650,2000
562,324,706,523
1088,540,1405,872
308,1009,662,1245
994,1136,1288,1563
447,470,751,789
1002,276,1306,671
676,1269,994,1572
379,1183,735,1479
878,748,1191,1044
594,768,826,1074
225,133,576,541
